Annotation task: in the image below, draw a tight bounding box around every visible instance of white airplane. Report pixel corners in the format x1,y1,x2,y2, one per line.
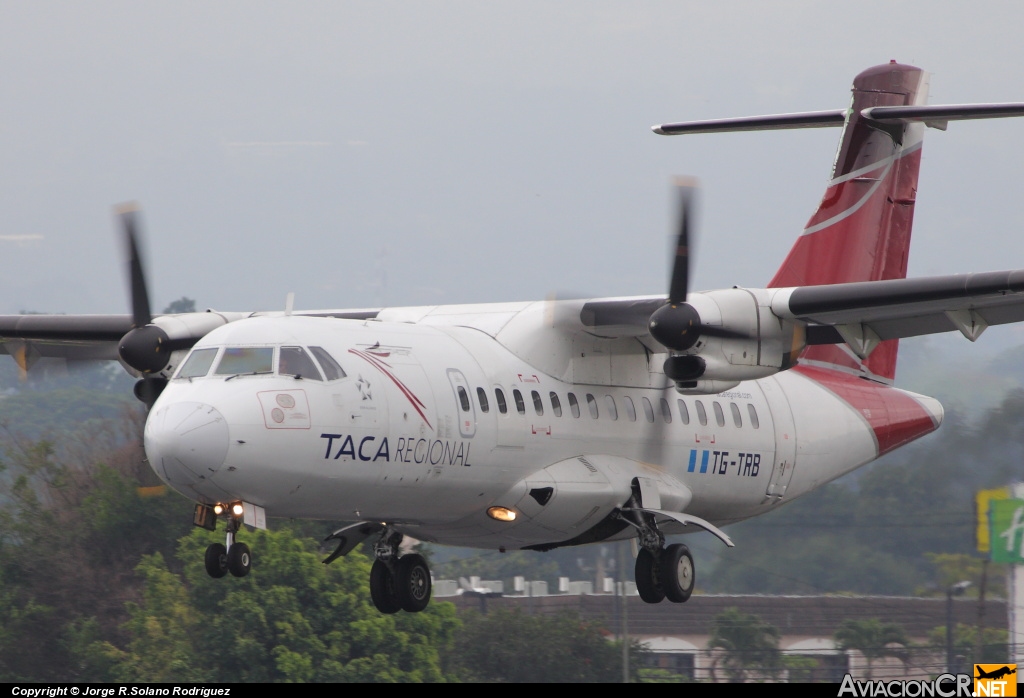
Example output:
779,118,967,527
5,61,1024,614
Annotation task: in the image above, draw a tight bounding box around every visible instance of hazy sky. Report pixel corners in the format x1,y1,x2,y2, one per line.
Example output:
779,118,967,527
3,1,1024,353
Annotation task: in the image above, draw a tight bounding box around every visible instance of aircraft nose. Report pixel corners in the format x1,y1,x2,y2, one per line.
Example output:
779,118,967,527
145,401,230,488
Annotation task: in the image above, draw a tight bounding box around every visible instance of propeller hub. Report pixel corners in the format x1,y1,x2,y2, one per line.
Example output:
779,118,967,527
119,325,172,374
649,303,703,352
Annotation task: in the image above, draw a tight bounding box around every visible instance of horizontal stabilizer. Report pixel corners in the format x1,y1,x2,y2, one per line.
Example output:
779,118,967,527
655,103,1024,136
863,103,1024,129
653,110,846,135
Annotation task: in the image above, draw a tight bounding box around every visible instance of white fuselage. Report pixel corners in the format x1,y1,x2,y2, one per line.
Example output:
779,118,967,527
144,310,942,551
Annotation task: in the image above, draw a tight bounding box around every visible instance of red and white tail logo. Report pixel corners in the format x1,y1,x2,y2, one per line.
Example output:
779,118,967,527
769,62,930,382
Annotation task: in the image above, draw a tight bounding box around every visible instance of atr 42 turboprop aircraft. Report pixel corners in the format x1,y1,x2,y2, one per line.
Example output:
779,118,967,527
6,62,1024,614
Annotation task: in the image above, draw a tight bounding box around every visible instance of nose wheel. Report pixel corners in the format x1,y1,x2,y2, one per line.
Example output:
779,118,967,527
368,528,432,613
199,504,252,579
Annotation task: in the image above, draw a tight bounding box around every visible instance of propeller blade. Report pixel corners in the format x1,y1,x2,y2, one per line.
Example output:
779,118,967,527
667,177,698,304
117,203,152,328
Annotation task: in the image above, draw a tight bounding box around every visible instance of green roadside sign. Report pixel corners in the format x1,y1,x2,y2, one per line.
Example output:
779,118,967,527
990,498,1024,563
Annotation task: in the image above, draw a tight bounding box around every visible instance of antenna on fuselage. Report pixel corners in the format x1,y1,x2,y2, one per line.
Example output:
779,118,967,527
285,292,295,317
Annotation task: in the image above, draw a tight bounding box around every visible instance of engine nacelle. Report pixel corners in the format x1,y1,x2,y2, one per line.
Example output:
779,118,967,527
666,288,805,393
119,310,247,379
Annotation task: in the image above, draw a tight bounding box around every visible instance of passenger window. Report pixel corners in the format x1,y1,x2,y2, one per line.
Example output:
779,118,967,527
748,404,760,429
586,393,599,419
513,389,526,415
660,398,672,423
214,347,274,376
279,346,324,381
641,397,655,423
309,346,346,380
550,392,562,417
713,401,725,427
531,390,544,416
477,387,490,413
457,386,471,412
695,400,707,426
731,402,742,427
678,399,690,425
623,396,637,422
495,388,508,414
177,347,218,379
568,392,581,418
605,395,618,421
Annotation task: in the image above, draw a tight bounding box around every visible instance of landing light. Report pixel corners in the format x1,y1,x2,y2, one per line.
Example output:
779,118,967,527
231,502,245,517
213,504,225,516
487,506,517,522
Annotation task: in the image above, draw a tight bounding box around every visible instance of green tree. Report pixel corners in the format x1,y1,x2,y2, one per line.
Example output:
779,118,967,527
707,607,781,682
163,297,196,314
926,623,1008,665
96,554,207,682
448,608,642,682
834,618,910,680
176,527,460,682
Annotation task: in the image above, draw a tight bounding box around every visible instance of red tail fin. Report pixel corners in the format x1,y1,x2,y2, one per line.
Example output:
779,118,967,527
768,62,930,382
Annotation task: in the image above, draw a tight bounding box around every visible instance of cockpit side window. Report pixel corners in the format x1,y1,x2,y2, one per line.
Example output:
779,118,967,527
309,346,346,381
176,347,218,379
214,347,274,376
279,346,324,381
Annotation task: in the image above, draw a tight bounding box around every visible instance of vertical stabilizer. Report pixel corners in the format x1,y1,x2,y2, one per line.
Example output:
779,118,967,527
768,62,930,381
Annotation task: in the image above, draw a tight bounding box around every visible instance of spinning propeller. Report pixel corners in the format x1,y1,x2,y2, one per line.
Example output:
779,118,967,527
115,205,186,406
647,179,749,383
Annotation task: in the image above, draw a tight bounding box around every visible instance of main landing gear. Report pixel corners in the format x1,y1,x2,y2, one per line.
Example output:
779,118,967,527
620,501,695,604
634,541,694,604
321,522,434,614
368,528,432,614
195,502,252,579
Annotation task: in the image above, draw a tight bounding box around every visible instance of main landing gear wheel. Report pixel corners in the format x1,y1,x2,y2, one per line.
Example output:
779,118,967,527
228,542,252,578
634,548,665,604
370,559,401,614
205,543,228,578
396,554,432,613
661,543,695,603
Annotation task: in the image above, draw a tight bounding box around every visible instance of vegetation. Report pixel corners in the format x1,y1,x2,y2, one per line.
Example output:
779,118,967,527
3,337,1024,680
0,395,640,681
706,607,781,682
833,619,910,680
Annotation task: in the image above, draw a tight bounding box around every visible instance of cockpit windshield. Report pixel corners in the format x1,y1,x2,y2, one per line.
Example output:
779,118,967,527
279,346,323,381
176,347,219,379
214,347,274,376
174,344,346,381
309,346,346,380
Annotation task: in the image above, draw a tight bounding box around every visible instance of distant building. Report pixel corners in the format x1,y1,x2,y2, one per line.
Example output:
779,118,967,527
443,588,1005,682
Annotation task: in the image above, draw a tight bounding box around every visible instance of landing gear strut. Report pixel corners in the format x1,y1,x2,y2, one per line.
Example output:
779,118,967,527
197,503,252,579
620,498,695,605
368,527,432,614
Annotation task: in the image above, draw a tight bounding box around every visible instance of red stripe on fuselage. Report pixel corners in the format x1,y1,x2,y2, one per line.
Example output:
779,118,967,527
348,348,434,429
794,364,938,456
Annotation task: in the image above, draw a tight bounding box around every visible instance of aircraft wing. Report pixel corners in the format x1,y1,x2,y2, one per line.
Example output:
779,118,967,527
579,269,1024,347
772,270,1024,343
0,308,382,370
0,314,132,363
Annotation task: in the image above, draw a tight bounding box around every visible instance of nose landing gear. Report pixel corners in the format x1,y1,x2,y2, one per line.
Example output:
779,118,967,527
196,502,252,579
